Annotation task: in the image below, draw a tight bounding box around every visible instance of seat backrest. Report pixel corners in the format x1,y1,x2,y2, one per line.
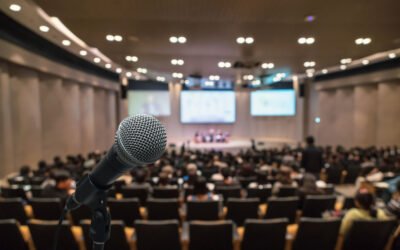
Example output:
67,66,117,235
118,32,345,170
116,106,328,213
277,186,297,197
30,186,44,198
342,219,397,250
292,218,341,250
121,187,149,205
189,220,233,250
265,197,299,223
147,198,180,220
342,197,355,210
0,198,28,224
152,187,180,199
0,219,28,250
28,220,79,250
30,198,62,220
108,198,141,226
246,187,272,203
81,220,130,250
1,186,27,200
135,220,181,250
321,184,335,194
215,186,242,204
227,198,259,226
344,164,361,183
241,218,288,250
186,200,220,221
302,195,336,217
70,205,92,225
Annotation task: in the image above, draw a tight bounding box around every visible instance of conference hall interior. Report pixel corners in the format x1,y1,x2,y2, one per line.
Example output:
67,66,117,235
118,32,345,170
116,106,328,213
1,0,400,249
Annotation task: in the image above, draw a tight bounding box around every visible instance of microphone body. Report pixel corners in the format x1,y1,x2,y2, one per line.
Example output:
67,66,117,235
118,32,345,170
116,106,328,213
66,114,167,210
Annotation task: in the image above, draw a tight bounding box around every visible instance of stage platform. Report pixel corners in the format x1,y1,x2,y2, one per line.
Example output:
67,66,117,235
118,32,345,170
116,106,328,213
168,139,297,153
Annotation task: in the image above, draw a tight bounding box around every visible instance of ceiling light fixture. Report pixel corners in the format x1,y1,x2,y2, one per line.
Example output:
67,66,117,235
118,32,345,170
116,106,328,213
137,68,147,74
261,63,274,69
245,37,254,44
79,50,87,56
105,63,112,69
178,36,187,43
39,25,49,32
218,61,231,68
172,72,183,78
156,76,166,82
389,53,396,59
305,15,316,22
126,72,132,77
362,59,369,65
355,37,372,45
62,39,71,46
322,69,328,74
236,37,245,44
298,37,315,45
106,34,123,42
114,35,123,42
304,61,316,67
116,68,122,73
340,65,347,70
340,58,352,64
9,4,22,12
209,75,220,81
125,55,138,62
93,57,101,63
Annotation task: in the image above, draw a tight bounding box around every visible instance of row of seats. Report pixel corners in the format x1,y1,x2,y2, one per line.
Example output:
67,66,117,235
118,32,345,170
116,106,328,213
0,217,397,250
1,184,336,203
0,195,354,226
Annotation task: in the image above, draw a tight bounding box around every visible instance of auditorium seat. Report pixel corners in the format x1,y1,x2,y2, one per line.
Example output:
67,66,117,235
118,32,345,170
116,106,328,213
70,205,92,225
186,200,220,221
0,198,28,224
0,219,29,250
246,186,272,203
321,184,335,195
292,218,341,250
135,220,181,250
215,186,242,204
108,198,141,227
121,187,149,205
1,186,28,200
342,219,397,250
147,198,180,221
30,198,63,220
344,164,361,184
264,197,299,224
301,195,336,217
189,220,234,250
241,218,288,250
238,176,257,188
277,186,297,197
30,176,46,186
152,187,180,199
184,187,194,201
226,198,259,226
81,220,130,250
30,186,43,198
28,220,79,250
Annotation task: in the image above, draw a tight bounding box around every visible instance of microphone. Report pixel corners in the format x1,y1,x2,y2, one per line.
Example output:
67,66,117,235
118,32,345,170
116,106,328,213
66,114,167,210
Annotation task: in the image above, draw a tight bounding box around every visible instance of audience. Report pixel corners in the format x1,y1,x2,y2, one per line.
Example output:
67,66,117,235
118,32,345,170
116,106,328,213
41,170,74,201
386,180,400,218
187,176,219,201
340,189,388,236
272,168,298,195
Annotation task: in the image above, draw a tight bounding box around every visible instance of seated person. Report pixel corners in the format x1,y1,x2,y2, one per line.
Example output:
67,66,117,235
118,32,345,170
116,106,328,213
386,180,400,218
298,173,324,208
187,176,219,201
340,189,388,236
272,168,298,195
128,169,152,191
42,170,74,201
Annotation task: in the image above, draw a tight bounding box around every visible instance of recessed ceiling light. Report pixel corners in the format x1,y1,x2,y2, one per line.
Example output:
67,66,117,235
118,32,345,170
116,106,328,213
9,4,22,12
224,62,232,68
137,68,147,74
298,37,306,44
322,69,328,74
305,15,316,22
218,62,225,68
307,72,314,78
177,59,184,65
362,59,369,65
171,59,177,65
62,39,71,46
79,50,87,56
245,37,254,44
355,37,371,45
388,53,396,59
126,72,132,77
261,63,274,69
125,56,138,62
306,37,315,44
169,36,178,43
93,57,101,63
306,68,315,74
114,35,123,42
340,58,352,64
39,25,50,32
178,36,187,43
340,65,347,70
156,76,166,82
209,75,220,81
236,37,245,44
298,37,315,45
172,72,183,78
363,38,371,44
304,61,316,67
116,68,122,73
105,63,111,69
106,35,114,41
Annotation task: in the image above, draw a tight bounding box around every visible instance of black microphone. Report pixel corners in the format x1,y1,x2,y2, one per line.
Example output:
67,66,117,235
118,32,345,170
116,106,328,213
66,114,167,210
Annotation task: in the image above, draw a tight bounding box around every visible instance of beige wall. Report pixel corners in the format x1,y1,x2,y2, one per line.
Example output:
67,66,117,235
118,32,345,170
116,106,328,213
0,61,119,176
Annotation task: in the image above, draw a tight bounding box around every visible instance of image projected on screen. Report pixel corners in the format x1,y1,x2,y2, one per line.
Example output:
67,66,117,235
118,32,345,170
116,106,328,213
251,89,296,116
128,91,171,116
181,91,236,123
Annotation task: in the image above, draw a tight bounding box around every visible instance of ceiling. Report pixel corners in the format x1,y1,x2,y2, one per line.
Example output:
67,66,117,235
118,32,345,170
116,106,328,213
33,0,400,79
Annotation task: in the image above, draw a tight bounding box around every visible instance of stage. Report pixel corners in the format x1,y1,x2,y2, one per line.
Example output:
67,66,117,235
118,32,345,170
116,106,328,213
169,138,298,153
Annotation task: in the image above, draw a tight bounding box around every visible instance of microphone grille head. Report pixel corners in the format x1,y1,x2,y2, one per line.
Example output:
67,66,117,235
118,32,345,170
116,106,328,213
115,114,167,166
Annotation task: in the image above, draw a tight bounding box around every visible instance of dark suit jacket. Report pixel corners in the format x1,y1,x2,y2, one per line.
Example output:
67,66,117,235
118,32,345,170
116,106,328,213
301,146,324,174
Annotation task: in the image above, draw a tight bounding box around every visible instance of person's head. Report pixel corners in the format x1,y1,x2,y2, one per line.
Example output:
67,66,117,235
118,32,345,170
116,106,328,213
355,189,377,217
19,165,31,177
221,167,231,180
53,170,72,190
158,172,170,186
161,165,174,177
277,169,292,184
186,163,198,176
134,169,147,184
302,173,317,190
306,136,315,146
193,176,209,195
38,161,47,170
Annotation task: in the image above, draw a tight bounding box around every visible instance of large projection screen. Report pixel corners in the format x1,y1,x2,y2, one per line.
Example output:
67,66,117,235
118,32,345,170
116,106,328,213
128,90,171,116
180,91,236,123
250,89,296,116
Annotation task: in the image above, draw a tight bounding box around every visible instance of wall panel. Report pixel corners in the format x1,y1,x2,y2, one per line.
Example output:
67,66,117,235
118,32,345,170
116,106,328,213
377,82,400,146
